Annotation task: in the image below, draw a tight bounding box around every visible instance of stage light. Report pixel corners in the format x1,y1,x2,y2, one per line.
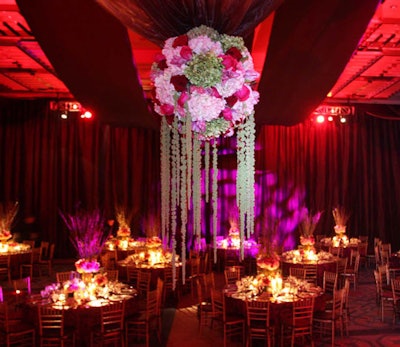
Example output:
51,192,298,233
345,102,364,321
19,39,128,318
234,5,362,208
82,111,93,119
50,100,93,120
311,104,354,124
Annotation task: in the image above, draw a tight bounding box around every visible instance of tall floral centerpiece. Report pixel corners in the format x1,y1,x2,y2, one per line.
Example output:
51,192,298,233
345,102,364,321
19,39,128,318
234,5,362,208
152,25,259,283
0,202,18,242
299,209,322,252
256,219,280,278
332,206,350,236
332,206,350,246
115,206,133,249
60,209,109,283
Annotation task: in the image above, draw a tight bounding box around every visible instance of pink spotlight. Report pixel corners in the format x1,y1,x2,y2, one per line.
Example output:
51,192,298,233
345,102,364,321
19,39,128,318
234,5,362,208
316,115,325,123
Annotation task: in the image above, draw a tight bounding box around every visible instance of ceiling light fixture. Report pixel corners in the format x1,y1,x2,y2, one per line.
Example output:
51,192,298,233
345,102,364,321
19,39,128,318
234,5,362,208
310,104,354,125
49,100,93,120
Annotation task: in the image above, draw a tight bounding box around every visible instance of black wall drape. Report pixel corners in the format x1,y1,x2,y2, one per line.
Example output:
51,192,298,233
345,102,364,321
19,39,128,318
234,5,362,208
1,100,400,257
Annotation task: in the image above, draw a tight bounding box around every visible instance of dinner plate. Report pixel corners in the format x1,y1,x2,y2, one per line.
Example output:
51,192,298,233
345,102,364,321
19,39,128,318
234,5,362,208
120,288,137,295
109,294,133,301
87,299,108,307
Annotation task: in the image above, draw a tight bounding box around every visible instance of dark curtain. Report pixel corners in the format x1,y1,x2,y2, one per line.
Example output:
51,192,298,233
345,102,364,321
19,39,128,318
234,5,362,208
1,100,400,256
0,100,160,258
255,113,400,250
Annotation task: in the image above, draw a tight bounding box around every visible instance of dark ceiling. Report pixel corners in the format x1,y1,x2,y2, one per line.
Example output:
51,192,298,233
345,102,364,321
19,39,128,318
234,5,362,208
1,0,400,126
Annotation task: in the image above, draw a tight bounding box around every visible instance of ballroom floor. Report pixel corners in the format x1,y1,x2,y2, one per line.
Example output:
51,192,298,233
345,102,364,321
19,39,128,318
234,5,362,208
2,259,400,347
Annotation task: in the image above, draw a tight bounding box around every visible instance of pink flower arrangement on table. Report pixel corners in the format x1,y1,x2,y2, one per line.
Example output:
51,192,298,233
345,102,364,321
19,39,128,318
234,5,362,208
256,253,280,272
117,226,131,238
0,201,18,241
74,258,100,274
146,236,162,248
0,229,11,241
300,235,315,246
151,25,259,140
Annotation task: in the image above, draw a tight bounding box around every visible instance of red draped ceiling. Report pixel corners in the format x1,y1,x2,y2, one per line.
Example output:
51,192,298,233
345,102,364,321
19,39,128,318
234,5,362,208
17,0,379,127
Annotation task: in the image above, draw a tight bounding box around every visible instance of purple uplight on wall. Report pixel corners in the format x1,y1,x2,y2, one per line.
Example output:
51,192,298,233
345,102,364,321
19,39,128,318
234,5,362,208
181,159,307,252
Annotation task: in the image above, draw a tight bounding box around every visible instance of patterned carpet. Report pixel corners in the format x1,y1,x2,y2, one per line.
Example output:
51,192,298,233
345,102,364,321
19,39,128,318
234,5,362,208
2,260,400,347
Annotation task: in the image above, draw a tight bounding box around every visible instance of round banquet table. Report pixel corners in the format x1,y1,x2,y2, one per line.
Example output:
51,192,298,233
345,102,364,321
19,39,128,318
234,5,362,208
117,261,182,289
25,287,138,347
224,282,326,340
281,259,338,287
320,242,364,258
0,248,32,279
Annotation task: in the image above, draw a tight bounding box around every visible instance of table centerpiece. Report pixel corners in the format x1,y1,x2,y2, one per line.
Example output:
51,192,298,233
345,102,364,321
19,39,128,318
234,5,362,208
298,209,322,259
0,201,18,243
60,208,110,284
332,206,350,243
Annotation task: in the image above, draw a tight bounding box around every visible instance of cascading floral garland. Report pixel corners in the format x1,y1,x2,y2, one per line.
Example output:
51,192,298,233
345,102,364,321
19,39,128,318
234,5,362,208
151,25,259,286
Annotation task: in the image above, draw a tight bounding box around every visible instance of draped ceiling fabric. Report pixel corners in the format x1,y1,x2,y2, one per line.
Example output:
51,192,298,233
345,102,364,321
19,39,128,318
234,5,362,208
17,0,379,127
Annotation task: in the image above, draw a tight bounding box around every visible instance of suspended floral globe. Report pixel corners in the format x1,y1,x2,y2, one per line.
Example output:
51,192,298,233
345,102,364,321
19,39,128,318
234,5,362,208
151,25,259,141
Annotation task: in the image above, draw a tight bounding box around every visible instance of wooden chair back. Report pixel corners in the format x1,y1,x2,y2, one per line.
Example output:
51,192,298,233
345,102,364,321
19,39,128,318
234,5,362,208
163,265,180,301
56,271,80,283
392,278,400,300
380,250,390,266
0,301,36,345
38,305,75,347
246,299,273,342
303,264,318,285
100,301,125,334
323,271,338,295
380,243,392,256
13,276,31,295
224,266,242,286
39,241,50,260
210,288,223,322
0,255,11,282
336,257,348,275
126,266,139,287
291,296,315,341
137,270,151,297
105,269,119,282
289,267,306,280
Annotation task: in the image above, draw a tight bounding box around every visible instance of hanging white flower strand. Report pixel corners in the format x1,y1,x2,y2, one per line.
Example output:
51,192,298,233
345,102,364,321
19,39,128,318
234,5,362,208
236,112,256,260
192,136,202,250
212,141,219,264
170,117,180,289
204,142,210,203
160,117,170,246
180,118,188,283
